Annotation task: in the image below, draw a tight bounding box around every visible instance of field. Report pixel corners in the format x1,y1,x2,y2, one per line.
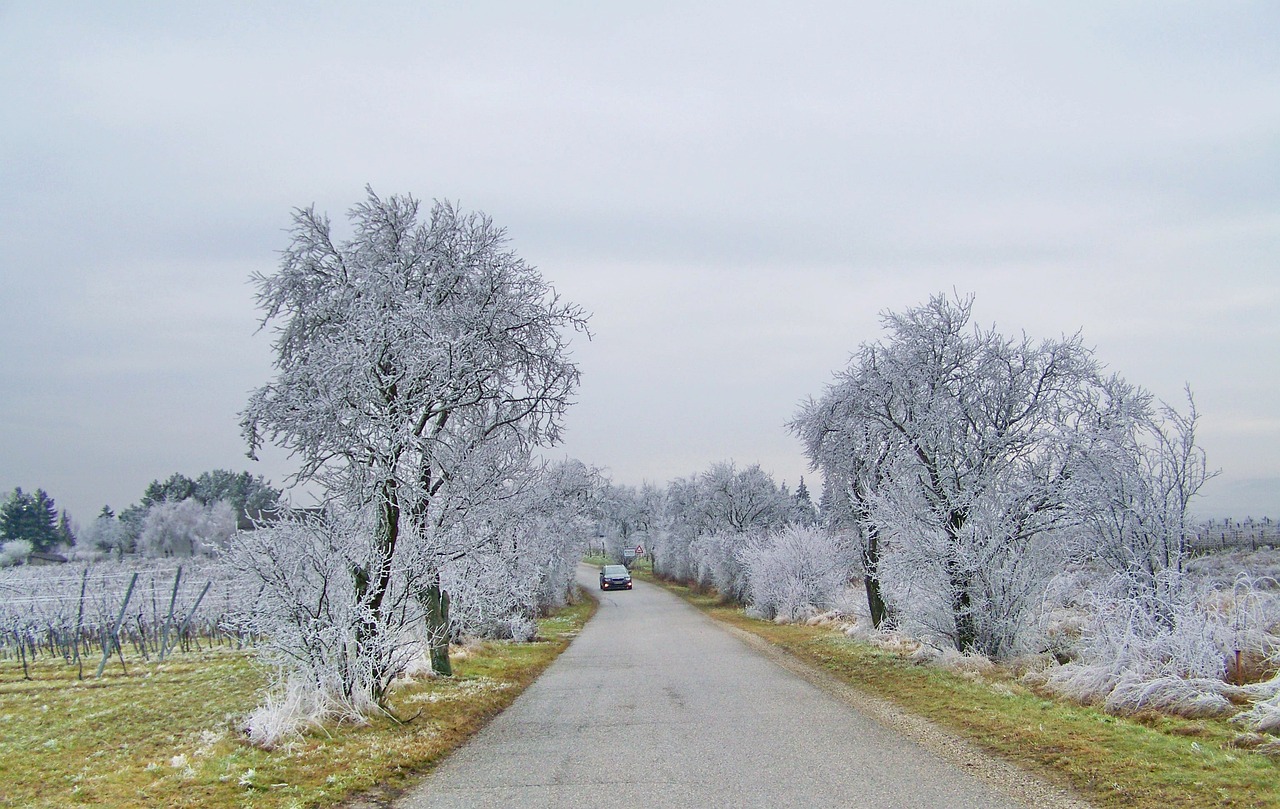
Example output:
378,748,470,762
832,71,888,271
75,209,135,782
0,597,595,809
0,560,257,677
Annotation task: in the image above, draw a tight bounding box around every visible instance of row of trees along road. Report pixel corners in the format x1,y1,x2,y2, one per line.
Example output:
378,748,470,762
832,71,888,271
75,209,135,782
238,188,590,711
792,293,1210,658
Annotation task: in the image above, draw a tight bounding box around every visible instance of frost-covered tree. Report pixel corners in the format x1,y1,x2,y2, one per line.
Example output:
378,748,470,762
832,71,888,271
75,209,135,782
445,459,603,639
1074,382,1213,612
796,294,1107,656
139,499,237,557
81,508,130,557
596,482,665,564
696,461,793,535
656,462,793,598
650,479,695,581
791,399,897,627
240,188,588,691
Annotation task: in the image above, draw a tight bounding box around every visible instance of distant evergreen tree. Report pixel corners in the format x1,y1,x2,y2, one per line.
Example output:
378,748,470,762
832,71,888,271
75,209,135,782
117,503,147,553
0,487,60,552
791,476,818,525
193,469,281,519
141,473,198,507
56,509,76,547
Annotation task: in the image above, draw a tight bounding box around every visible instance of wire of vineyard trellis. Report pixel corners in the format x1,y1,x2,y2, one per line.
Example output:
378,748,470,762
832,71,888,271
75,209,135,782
0,557,263,678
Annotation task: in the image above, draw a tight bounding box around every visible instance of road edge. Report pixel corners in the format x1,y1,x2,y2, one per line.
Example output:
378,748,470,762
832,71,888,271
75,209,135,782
683,597,1095,809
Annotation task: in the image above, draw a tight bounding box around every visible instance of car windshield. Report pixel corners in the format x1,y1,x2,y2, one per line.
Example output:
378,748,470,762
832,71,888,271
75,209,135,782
603,565,628,575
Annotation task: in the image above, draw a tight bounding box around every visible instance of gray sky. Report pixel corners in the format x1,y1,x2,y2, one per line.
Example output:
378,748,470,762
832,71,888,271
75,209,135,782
2,2,1277,523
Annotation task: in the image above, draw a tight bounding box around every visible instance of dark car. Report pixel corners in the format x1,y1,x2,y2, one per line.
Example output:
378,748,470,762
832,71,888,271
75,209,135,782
599,564,632,591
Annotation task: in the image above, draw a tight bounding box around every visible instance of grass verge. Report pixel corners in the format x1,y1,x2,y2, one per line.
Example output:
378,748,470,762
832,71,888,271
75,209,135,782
0,595,595,809
640,573,1278,809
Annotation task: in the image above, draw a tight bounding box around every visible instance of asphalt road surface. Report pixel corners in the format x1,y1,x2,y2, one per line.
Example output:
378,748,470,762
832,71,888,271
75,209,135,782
395,565,1035,809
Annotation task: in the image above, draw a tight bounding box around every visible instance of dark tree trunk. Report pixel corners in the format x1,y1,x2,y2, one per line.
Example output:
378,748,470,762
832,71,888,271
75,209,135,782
862,528,890,628
945,508,979,653
353,478,401,702
949,574,979,653
423,570,453,676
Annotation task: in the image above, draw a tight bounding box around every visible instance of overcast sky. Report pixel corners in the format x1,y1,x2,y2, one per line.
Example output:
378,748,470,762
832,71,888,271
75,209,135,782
2,2,1277,524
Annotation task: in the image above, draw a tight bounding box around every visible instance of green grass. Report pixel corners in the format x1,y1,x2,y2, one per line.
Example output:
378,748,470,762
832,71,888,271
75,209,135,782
640,572,1279,809
0,596,595,809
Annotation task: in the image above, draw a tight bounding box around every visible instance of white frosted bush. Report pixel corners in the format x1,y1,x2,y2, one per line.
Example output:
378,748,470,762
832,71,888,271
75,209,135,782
0,540,32,567
651,528,696,582
140,499,236,557
1103,674,1237,718
1235,682,1280,733
242,674,369,749
691,532,762,600
1036,572,1245,717
441,500,586,642
741,526,853,622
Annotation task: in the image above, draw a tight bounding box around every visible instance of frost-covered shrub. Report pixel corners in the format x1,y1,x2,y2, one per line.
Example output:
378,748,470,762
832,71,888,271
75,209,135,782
1103,675,1238,718
444,551,540,641
651,528,696,582
139,498,237,557
226,510,432,728
0,539,32,567
241,674,367,749
691,532,758,600
79,513,129,557
1235,676,1280,733
1036,572,1239,716
741,526,852,622
442,469,593,641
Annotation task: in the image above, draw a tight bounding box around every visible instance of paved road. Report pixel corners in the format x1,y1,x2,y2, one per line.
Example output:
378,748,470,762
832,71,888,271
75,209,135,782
396,565,1029,809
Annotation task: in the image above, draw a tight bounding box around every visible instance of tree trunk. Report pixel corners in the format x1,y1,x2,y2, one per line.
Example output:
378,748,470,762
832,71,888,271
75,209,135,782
950,577,979,653
423,571,453,677
945,509,978,653
353,478,401,702
862,528,890,628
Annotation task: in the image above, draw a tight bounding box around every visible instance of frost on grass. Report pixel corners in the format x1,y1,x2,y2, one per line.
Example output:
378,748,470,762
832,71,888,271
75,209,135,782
241,673,369,749
1031,572,1279,722
403,676,512,705
1235,692,1280,733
